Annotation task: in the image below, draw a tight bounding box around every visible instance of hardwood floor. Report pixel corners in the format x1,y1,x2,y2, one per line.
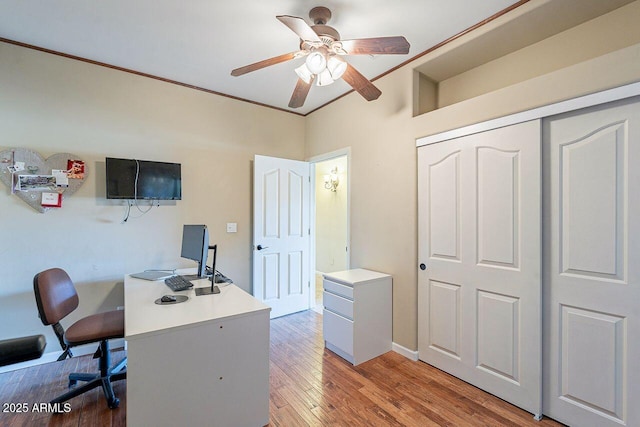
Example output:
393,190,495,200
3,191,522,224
0,310,563,426
269,310,562,427
0,348,127,426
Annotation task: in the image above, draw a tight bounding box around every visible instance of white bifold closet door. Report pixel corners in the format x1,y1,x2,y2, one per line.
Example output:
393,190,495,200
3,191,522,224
418,120,542,416
543,97,640,427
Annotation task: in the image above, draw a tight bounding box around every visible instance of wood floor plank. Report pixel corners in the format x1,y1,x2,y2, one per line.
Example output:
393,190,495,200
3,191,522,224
358,385,441,427
0,310,564,426
270,403,309,427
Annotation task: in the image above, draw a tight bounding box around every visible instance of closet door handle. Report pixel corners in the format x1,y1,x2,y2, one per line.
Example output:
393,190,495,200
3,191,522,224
419,263,427,271
256,245,269,251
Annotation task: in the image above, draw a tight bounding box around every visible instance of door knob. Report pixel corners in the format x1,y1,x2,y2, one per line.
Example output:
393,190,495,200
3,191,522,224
256,245,269,251
419,263,427,271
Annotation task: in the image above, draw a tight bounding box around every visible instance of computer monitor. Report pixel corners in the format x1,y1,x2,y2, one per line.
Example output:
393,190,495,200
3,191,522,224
180,225,209,278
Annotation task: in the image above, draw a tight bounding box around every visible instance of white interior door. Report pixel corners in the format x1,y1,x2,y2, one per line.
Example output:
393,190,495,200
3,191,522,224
543,97,640,426
418,120,542,416
253,155,310,319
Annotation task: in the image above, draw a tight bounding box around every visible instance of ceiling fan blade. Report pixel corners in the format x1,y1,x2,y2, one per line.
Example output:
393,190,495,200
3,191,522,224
231,51,299,76
341,63,381,101
289,76,315,108
338,36,410,55
277,15,321,42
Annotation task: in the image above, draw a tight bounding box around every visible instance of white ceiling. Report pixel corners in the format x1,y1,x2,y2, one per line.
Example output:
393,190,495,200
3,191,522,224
0,1,630,115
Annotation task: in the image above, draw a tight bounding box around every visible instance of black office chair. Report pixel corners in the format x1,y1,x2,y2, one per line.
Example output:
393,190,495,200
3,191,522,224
33,268,126,409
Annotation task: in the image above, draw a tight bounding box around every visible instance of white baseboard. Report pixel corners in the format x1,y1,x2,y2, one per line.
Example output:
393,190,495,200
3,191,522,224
0,338,125,374
392,342,419,361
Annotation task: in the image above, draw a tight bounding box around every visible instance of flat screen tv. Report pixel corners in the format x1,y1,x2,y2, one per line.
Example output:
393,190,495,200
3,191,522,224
105,157,182,200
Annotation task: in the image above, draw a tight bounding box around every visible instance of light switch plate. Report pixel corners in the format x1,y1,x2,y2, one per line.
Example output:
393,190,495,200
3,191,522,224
226,222,237,233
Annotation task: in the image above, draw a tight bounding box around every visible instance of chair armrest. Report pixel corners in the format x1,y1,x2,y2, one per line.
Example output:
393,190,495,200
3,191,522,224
0,334,47,367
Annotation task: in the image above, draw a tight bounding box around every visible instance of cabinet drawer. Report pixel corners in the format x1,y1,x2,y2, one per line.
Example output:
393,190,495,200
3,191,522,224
323,309,354,356
323,291,353,320
323,279,353,300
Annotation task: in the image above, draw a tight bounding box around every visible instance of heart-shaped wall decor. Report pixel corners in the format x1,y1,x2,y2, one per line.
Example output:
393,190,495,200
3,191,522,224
0,147,88,213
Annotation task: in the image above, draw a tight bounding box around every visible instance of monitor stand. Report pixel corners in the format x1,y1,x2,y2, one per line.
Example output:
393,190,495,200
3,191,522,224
196,244,220,296
195,285,220,296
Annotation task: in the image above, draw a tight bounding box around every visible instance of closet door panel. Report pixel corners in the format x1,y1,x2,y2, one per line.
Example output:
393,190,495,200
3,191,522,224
560,122,625,279
429,151,461,261
477,147,519,268
428,280,461,358
560,306,625,419
544,96,640,427
418,120,541,416
477,290,520,382
418,142,466,368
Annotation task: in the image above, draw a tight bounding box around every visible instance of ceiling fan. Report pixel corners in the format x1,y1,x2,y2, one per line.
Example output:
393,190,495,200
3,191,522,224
231,6,410,109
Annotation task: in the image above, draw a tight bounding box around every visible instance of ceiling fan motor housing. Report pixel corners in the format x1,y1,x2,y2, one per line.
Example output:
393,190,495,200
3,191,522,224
309,6,339,42
311,24,340,42
309,6,331,24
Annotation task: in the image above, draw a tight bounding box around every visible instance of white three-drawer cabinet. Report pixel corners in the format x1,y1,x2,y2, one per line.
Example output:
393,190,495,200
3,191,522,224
322,269,392,365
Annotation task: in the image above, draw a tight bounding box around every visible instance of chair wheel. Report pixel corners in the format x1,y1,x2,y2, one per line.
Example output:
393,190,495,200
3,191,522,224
108,398,120,409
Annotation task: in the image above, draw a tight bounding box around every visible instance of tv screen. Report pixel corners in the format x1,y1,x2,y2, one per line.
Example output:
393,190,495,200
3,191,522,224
105,157,182,200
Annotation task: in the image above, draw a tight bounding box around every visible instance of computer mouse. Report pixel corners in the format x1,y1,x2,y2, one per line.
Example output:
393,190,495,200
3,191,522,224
161,295,177,303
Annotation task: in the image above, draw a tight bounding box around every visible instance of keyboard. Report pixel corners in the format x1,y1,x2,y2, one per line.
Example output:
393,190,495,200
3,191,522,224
164,275,194,291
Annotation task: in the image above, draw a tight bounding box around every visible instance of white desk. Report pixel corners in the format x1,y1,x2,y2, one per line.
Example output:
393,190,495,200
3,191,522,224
124,274,271,427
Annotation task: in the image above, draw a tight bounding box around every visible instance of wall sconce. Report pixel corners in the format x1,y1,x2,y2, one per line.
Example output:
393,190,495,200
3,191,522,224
324,167,339,192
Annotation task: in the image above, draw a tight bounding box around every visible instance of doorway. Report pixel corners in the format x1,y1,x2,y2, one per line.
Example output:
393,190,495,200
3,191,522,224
310,150,350,313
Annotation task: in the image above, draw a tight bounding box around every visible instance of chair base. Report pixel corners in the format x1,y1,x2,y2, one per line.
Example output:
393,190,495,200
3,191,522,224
51,341,126,409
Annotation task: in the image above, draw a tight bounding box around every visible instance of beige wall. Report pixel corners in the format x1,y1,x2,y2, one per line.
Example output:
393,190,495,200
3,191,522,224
0,42,304,352
305,1,640,351
2,0,640,357
437,0,640,107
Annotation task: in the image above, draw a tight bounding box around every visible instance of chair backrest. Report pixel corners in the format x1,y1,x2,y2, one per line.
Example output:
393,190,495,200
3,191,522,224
33,268,79,326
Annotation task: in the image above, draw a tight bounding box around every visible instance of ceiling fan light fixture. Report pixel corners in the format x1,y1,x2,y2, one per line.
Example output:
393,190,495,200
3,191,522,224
305,50,327,74
327,56,347,80
316,68,334,86
231,7,409,109
294,64,313,84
